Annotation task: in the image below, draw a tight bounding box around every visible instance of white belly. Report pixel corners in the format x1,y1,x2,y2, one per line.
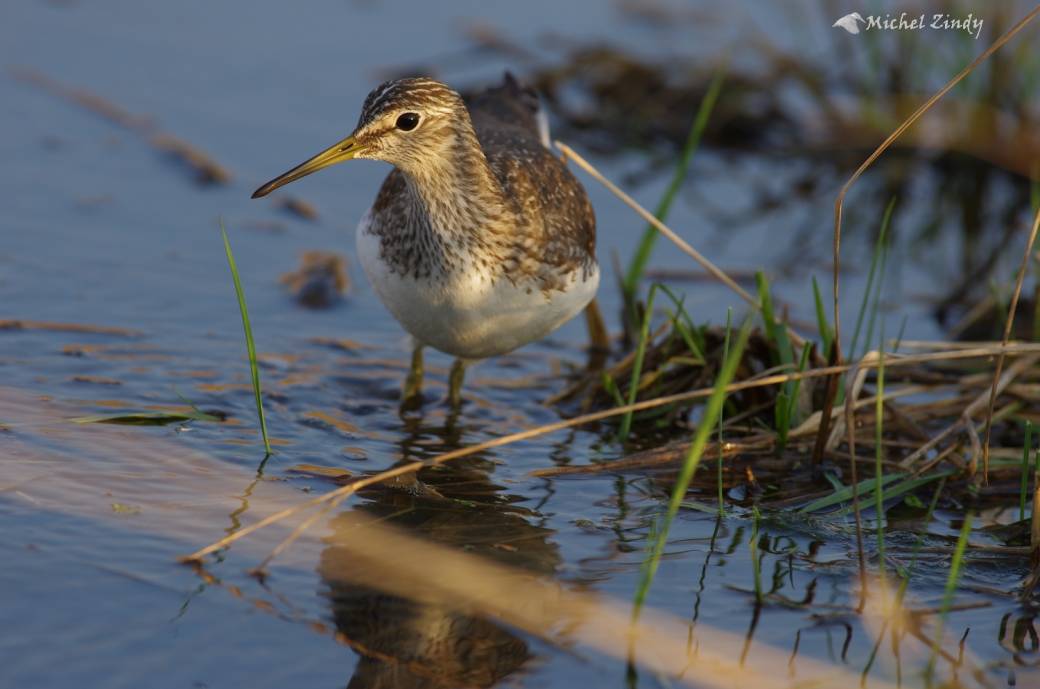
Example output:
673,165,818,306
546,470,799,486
356,216,599,359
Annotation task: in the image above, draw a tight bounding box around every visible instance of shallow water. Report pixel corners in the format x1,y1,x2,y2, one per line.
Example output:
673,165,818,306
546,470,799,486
3,1,1039,688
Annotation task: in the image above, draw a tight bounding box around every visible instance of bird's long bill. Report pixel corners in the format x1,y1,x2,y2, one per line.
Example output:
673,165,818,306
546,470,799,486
251,135,361,198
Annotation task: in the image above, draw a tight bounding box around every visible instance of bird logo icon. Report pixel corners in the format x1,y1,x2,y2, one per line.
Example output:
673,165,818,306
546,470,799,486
833,12,866,34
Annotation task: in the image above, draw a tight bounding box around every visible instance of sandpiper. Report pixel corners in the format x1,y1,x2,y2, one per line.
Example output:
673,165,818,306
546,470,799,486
253,74,599,406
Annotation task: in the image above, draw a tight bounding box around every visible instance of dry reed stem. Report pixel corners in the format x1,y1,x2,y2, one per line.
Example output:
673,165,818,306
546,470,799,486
827,351,878,450
911,442,966,478
982,207,1040,482
897,340,1022,351
897,354,1040,470
532,384,929,477
11,66,232,185
0,320,143,337
840,353,870,608
182,343,1040,562
9,67,153,132
249,499,337,576
554,141,809,351
821,3,1040,488
645,370,985,468
795,385,928,438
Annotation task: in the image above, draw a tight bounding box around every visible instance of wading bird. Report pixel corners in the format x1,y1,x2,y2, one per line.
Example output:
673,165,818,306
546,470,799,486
253,75,599,408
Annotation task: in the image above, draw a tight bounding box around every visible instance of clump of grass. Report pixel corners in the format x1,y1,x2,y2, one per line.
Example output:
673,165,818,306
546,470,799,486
221,221,272,457
811,276,833,364
567,282,742,439
632,317,752,618
755,271,807,450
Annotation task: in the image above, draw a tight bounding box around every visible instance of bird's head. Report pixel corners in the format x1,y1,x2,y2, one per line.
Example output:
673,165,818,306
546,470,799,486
252,77,466,199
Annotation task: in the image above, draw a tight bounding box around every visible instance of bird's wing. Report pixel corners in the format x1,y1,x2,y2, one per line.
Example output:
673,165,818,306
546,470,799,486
465,72,548,148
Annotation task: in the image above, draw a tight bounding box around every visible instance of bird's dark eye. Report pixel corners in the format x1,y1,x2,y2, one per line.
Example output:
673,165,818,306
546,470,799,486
395,112,420,131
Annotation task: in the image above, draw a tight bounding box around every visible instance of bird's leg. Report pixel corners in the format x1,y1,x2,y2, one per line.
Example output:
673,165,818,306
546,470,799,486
401,344,424,411
447,358,468,409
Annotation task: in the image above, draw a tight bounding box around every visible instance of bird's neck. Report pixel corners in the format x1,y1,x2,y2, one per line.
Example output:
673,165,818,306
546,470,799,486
398,124,511,242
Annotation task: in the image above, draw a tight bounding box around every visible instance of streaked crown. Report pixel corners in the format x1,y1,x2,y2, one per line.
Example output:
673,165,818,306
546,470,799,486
356,77,464,130
348,77,473,173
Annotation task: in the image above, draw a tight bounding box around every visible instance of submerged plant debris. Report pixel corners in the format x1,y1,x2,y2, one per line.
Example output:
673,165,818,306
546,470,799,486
279,250,350,308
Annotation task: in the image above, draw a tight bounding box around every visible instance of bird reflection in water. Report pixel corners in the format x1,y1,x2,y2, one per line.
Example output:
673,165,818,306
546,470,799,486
318,458,561,689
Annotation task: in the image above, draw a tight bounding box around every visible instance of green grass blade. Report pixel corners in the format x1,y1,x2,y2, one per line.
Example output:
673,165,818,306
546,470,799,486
657,284,706,361
798,473,906,513
877,472,955,506
755,273,781,359
893,314,909,353
221,223,272,456
895,477,947,590
757,272,799,448
799,469,954,516
750,506,763,603
1021,421,1034,521
807,472,952,520
849,196,896,361
718,307,733,516
874,331,887,588
812,275,833,356
756,271,795,370
618,285,659,441
787,343,811,419
988,279,1009,337
602,372,626,408
925,511,974,683
1032,290,1040,342
632,317,752,618
861,239,889,361
1031,161,1039,213
679,500,720,514
622,70,724,297
777,342,812,450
